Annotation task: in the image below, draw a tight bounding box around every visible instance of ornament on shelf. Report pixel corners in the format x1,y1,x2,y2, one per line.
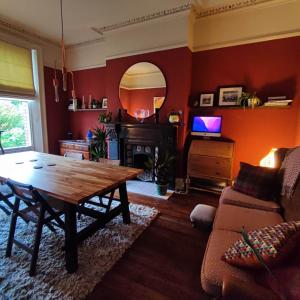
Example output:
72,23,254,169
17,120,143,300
168,110,183,125
82,96,86,109
88,94,92,109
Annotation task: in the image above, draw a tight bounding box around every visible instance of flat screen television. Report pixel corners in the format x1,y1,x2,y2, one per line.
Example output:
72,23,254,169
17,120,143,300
191,116,222,137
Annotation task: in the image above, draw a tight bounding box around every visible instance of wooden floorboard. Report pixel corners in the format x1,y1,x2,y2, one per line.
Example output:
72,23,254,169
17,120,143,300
86,190,219,300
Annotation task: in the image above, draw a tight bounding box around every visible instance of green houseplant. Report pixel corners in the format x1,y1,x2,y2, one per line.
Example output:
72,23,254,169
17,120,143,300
90,126,107,161
145,151,175,196
238,92,261,108
98,112,112,123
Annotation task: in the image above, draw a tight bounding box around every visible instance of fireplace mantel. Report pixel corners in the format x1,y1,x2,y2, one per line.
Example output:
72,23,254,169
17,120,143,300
105,123,177,183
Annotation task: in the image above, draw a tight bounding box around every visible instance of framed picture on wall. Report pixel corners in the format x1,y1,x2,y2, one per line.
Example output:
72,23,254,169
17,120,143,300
199,93,214,107
102,98,108,108
218,86,243,106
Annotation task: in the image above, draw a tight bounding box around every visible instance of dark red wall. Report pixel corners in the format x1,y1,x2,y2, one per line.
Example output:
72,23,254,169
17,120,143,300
44,37,300,179
191,36,300,177
106,48,192,176
64,47,192,175
44,66,69,154
68,67,106,139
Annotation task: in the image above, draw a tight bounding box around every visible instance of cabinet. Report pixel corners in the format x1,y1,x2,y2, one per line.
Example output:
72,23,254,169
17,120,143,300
59,140,90,160
187,138,234,191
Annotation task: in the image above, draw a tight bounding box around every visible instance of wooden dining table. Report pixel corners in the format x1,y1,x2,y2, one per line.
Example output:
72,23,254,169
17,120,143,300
0,151,143,273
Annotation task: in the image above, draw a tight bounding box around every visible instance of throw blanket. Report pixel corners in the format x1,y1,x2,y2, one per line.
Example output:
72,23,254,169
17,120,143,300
280,147,300,199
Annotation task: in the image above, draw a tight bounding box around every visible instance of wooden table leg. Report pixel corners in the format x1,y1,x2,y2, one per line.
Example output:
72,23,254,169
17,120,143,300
119,182,131,224
64,203,78,273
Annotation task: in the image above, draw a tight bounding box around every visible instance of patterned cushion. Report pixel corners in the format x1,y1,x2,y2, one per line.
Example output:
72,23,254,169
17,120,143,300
222,221,300,268
233,162,279,200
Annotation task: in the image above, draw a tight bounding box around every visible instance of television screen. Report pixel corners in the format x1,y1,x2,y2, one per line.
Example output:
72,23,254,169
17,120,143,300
191,116,222,137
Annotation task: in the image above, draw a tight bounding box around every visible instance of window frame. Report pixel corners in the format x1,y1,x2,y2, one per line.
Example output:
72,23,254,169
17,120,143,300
0,32,49,154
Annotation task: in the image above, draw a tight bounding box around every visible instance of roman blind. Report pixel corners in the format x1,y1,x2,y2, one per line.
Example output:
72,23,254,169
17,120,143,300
0,40,35,97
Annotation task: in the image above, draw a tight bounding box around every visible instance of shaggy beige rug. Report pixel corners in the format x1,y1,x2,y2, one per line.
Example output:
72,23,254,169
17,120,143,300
0,202,158,299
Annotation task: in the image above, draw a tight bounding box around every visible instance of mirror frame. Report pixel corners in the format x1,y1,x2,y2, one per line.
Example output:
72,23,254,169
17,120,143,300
118,62,168,120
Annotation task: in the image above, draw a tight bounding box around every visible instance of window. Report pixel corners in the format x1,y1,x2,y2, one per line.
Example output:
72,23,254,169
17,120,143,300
0,98,32,151
0,40,35,97
0,38,43,153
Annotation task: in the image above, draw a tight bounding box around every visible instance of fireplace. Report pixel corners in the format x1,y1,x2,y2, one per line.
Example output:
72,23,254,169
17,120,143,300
107,123,177,184
125,144,158,181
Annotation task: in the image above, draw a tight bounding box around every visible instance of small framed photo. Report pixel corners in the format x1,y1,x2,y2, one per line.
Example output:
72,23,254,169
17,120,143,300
199,93,214,107
102,97,108,108
218,86,243,106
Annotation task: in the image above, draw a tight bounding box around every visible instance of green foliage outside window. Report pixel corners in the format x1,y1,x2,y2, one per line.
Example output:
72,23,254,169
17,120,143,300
0,100,28,149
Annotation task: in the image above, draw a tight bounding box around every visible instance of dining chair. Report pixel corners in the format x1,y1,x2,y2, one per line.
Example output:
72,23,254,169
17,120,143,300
79,158,121,218
64,151,84,160
5,179,65,276
0,145,14,215
0,183,14,215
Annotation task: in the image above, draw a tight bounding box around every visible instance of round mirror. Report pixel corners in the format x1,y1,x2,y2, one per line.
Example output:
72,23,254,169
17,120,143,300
119,62,167,120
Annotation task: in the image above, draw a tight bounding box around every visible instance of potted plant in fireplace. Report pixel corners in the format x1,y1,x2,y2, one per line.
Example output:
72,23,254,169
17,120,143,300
145,151,175,196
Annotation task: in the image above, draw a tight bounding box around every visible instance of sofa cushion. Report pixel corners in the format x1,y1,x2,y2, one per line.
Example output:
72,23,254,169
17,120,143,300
233,162,279,201
222,221,300,268
280,176,300,221
201,229,254,297
220,187,281,212
213,204,283,232
281,183,300,221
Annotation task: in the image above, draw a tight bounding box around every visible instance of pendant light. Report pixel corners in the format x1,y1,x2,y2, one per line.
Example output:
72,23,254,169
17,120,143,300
60,0,67,92
53,60,59,102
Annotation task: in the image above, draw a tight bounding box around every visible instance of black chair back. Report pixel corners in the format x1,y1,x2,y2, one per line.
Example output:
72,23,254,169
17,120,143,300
6,179,65,228
6,179,37,205
0,130,4,155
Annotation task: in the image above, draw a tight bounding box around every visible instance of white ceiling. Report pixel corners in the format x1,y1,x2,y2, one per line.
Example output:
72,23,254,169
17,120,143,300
125,62,160,75
0,0,236,46
0,0,188,45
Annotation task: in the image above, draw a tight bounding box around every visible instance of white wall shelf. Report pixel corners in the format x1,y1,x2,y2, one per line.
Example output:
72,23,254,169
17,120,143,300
68,108,107,112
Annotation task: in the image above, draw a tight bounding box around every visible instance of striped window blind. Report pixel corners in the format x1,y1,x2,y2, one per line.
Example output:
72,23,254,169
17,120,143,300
0,40,35,97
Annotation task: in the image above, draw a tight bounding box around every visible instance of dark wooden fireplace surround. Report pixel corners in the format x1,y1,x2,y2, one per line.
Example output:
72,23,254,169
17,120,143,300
106,123,177,182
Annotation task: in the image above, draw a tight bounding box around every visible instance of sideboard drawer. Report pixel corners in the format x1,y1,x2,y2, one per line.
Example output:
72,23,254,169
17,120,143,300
60,143,74,150
74,144,89,151
188,155,231,179
59,140,90,160
189,140,233,158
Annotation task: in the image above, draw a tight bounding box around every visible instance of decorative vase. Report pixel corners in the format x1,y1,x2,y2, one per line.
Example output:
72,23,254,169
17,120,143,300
156,183,168,196
86,129,93,143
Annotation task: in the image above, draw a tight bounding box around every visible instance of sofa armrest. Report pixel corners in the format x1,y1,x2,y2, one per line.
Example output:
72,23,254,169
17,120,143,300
222,275,280,300
220,187,281,213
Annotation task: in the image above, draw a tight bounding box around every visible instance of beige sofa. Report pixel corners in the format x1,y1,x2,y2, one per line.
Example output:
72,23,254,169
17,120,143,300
201,148,300,300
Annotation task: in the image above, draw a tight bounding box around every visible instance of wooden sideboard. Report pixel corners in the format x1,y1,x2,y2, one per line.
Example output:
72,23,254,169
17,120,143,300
59,140,90,160
187,138,234,191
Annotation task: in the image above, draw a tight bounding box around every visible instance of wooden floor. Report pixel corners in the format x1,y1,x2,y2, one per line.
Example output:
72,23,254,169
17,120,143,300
87,190,219,300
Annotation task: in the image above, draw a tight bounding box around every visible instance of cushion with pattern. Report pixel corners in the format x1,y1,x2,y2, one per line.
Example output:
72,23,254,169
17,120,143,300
233,162,280,200
222,221,300,268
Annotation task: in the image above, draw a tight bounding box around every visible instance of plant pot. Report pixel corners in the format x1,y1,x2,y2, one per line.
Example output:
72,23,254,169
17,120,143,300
156,183,168,196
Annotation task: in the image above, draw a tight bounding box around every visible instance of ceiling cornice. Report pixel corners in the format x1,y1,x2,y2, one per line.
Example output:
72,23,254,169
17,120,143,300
0,18,59,47
193,0,288,18
91,2,191,35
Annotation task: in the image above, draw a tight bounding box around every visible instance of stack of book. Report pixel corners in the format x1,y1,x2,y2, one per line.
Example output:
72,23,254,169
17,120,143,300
264,96,292,107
